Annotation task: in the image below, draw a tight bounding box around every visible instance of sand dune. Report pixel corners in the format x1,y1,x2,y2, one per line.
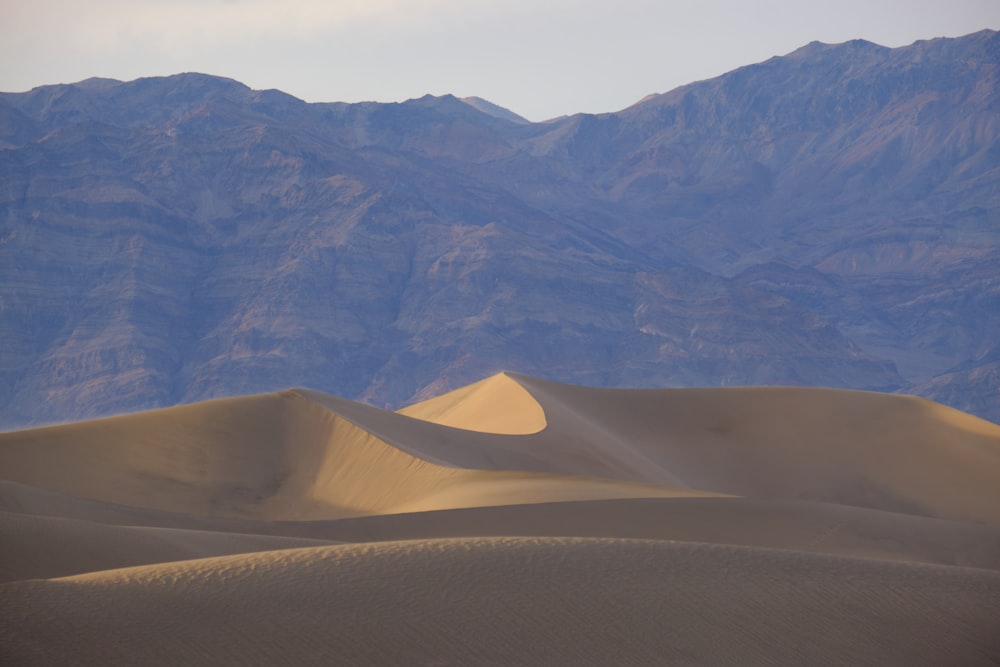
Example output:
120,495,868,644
0,387,714,522
4,539,999,666
3,372,1000,664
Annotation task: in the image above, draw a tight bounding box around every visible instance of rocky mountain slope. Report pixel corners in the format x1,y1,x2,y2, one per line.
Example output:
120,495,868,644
1,30,997,427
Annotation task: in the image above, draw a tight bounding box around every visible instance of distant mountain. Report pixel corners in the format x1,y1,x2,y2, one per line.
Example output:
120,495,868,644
1,30,997,428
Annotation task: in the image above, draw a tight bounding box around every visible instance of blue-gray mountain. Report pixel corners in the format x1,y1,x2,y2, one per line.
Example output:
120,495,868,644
1,30,997,428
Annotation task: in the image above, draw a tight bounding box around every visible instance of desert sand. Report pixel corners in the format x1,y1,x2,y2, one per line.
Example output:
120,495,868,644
2,372,1000,665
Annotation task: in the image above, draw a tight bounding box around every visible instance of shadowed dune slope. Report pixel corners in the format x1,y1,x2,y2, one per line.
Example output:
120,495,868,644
3,538,999,667
499,373,1000,524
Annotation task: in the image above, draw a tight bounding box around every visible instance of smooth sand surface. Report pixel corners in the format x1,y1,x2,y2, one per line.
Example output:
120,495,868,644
3,372,1000,665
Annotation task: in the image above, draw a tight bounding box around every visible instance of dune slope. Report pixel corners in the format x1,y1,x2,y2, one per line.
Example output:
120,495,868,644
3,538,999,667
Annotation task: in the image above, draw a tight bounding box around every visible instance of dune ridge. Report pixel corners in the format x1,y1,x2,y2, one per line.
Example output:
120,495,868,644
3,372,1000,664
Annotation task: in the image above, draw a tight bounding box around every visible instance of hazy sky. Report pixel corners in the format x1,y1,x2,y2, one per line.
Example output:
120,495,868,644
1,0,997,121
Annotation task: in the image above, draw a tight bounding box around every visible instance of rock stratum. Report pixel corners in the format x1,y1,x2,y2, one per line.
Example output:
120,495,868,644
2,373,1000,664
0,30,998,427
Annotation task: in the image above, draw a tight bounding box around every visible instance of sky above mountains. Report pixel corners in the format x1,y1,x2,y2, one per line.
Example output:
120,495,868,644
2,0,998,121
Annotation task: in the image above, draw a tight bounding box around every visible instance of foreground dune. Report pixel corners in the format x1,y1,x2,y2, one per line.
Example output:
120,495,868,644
3,372,1000,664
4,538,999,666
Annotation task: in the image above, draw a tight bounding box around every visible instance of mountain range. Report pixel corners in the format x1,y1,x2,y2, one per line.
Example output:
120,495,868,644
0,29,997,427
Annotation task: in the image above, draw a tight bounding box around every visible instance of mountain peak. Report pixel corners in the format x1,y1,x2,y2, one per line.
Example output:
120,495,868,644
785,37,891,60
73,77,123,90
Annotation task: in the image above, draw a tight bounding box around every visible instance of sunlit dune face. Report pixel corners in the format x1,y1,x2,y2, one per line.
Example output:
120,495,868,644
397,372,546,435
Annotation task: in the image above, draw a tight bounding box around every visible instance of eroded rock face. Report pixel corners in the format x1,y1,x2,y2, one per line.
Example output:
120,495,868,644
1,31,998,428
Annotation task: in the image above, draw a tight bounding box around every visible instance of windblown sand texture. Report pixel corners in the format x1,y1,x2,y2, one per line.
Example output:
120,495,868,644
3,372,1000,665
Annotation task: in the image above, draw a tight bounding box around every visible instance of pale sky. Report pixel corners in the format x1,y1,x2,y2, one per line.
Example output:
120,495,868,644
1,0,997,121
